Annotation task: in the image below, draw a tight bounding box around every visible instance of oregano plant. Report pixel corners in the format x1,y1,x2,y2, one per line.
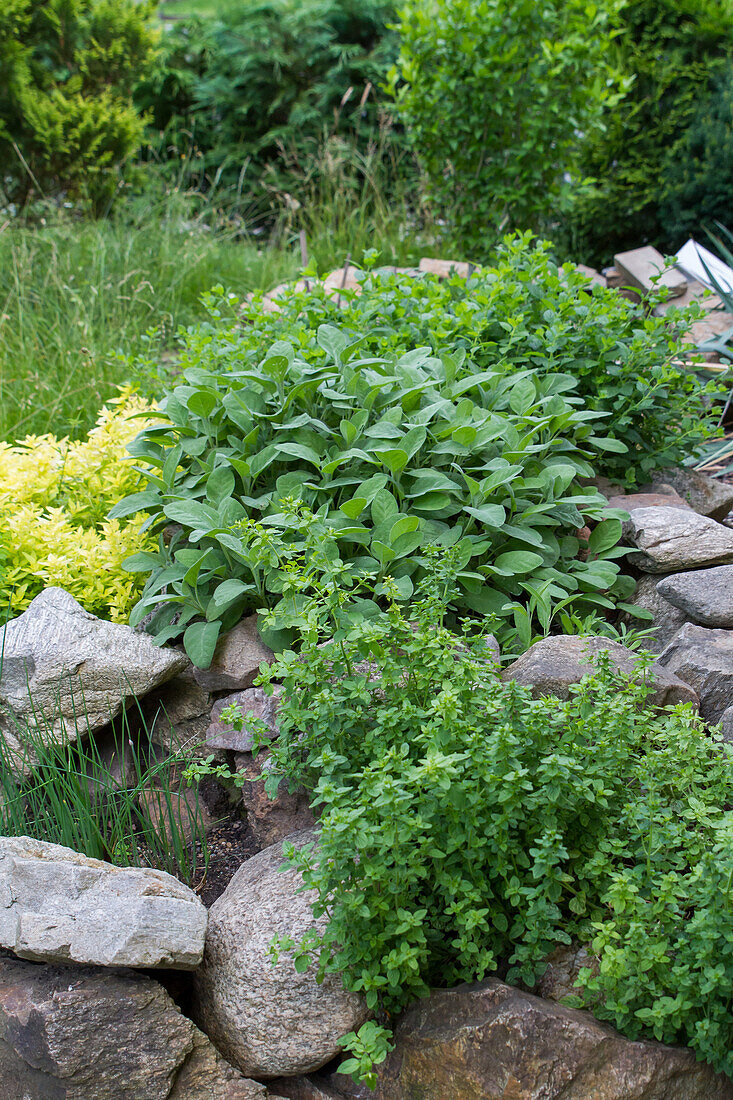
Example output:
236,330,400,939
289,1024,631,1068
236,554,733,1084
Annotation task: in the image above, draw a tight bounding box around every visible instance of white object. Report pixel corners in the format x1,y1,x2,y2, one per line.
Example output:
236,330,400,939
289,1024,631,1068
676,239,733,295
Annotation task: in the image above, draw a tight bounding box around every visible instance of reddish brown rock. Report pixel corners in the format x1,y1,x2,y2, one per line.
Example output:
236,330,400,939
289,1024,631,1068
193,615,274,693
234,748,315,850
605,490,690,513
310,981,733,1099
274,980,733,1098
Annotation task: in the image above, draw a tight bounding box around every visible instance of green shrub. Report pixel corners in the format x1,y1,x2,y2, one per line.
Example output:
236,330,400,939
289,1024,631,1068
241,558,733,1080
136,0,403,214
0,0,158,210
114,346,630,664
202,239,717,483
566,0,733,263
659,64,733,243
390,0,623,258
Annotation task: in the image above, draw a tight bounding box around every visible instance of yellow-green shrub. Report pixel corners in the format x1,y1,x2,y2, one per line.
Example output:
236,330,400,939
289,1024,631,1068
0,390,157,622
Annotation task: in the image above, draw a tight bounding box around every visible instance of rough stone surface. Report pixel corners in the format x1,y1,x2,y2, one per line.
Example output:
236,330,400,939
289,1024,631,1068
606,489,690,514
534,944,598,1002
193,829,368,1079
625,506,733,573
501,635,698,709
656,565,733,628
0,956,268,1100
206,686,281,753
719,704,733,743
193,615,274,692
623,576,689,654
0,588,187,760
302,981,733,1099
648,467,733,521
657,623,733,723
0,836,207,968
233,748,315,850
146,668,213,751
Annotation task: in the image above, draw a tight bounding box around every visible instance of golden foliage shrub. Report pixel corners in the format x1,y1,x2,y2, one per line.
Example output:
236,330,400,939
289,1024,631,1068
0,390,157,622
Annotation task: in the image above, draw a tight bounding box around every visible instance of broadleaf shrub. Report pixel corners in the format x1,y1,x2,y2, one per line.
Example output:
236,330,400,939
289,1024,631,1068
390,0,624,257
243,557,733,1080
116,333,633,663
0,390,156,621
115,239,720,663
0,0,158,210
565,0,733,262
199,239,716,482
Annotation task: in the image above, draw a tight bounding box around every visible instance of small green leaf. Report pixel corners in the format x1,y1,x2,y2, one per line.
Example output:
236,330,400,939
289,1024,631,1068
588,518,623,556
183,620,221,669
340,497,368,520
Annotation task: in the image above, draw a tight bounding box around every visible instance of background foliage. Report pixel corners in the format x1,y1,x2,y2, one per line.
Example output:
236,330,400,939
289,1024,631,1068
566,0,733,263
0,0,158,210
136,0,404,215
391,0,623,258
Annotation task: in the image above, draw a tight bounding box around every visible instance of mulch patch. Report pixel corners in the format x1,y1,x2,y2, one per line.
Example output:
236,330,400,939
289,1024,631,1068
193,812,259,908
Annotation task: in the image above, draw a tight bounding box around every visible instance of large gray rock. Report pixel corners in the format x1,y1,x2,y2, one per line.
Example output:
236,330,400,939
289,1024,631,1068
0,836,207,968
657,624,733,723
501,635,698,709
0,956,268,1100
0,588,187,762
623,576,689,654
648,467,733,521
206,685,281,753
193,829,368,1079
193,614,274,692
625,507,733,573
275,981,733,1099
656,565,733,628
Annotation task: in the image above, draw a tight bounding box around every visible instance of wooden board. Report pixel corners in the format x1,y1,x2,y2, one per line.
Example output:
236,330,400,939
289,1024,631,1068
614,246,688,298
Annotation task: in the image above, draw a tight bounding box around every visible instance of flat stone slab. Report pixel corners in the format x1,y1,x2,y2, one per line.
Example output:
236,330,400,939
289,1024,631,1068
0,587,187,763
657,623,733,723
656,565,733,628
625,506,733,573
0,836,207,969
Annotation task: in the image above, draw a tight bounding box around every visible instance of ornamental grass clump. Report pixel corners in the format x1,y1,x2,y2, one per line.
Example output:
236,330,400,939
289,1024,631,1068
242,554,733,1082
0,389,157,621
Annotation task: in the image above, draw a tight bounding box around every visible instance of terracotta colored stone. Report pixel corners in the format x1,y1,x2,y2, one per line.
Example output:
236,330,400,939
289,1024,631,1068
193,615,274,692
234,748,315,850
